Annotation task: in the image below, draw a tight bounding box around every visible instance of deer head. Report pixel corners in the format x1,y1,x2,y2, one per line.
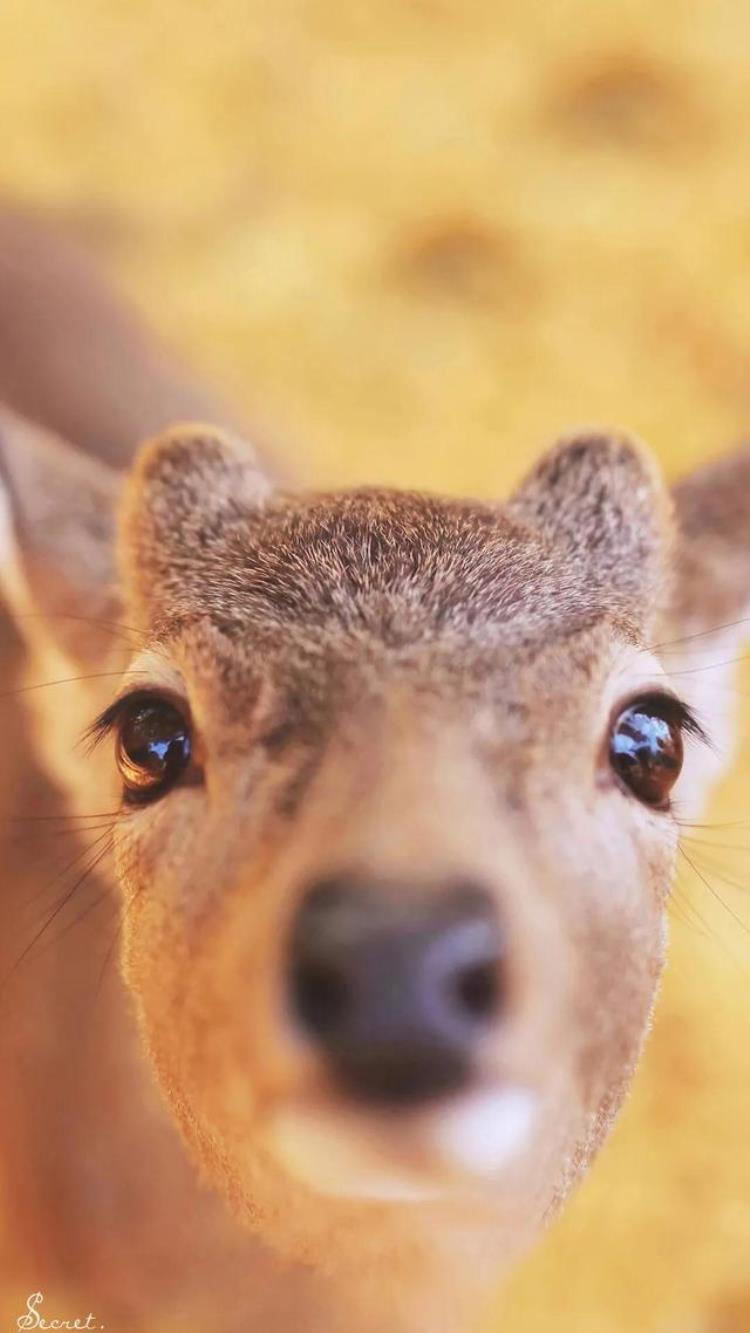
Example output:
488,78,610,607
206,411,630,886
2,413,748,1318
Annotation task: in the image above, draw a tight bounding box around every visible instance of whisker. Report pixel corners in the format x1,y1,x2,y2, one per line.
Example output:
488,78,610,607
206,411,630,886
5,820,121,858
12,612,148,648
0,810,121,824
675,854,750,979
651,615,750,652
676,816,750,832
679,834,750,856
23,828,114,913
30,887,118,961
679,850,750,899
92,844,144,1004
92,918,126,1007
5,821,115,895
659,654,750,677
10,823,120,846
0,668,145,702
670,880,716,946
678,846,750,943
41,834,145,1011
0,836,116,989
44,826,119,847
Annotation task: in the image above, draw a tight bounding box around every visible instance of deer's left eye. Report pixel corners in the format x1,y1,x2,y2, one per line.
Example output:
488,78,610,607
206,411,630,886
114,696,192,803
609,696,687,808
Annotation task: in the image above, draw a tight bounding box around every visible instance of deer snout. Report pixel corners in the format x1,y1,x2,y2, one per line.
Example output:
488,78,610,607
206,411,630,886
287,877,504,1107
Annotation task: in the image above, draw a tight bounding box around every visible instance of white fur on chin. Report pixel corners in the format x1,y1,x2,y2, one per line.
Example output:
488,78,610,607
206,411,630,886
265,1086,539,1202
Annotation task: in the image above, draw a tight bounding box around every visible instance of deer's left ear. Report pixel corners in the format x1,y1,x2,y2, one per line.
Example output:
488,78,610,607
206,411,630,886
668,443,750,638
661,444,750,812
507,430,673,636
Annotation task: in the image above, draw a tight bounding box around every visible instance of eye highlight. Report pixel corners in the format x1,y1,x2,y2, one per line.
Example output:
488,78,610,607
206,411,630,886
89,691,193,804
609,693,705,809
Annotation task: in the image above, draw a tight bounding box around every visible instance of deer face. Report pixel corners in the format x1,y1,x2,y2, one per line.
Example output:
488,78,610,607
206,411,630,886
1,418,746,1272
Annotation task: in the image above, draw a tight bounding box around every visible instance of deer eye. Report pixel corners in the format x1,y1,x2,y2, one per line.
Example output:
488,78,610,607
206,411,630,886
113,695,193,803
609,695,691,808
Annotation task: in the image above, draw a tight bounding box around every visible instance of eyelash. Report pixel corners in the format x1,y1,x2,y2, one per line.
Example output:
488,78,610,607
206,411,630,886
83,689,188,751
616,692,710,747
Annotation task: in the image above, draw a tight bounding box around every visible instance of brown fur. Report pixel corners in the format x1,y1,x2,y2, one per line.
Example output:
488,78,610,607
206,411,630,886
1,214,749,1331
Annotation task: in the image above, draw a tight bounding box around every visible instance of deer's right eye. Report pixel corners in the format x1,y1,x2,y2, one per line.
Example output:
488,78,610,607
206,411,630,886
113,695,193,804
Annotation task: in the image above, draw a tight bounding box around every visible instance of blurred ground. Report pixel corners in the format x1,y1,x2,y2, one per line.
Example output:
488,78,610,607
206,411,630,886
0,1,749,1329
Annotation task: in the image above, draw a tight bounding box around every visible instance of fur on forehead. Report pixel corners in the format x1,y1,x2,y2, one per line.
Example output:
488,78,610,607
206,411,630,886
119,425,672,645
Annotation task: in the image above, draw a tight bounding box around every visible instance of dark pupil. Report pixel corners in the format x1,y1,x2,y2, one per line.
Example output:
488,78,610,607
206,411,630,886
121,704,189,787
611,706,682,805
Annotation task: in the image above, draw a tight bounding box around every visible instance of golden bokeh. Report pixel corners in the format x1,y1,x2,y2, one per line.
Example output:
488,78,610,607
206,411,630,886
1,1,749,1329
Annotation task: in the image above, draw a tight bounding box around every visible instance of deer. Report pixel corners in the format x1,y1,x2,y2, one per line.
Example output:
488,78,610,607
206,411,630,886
0,203,747,1333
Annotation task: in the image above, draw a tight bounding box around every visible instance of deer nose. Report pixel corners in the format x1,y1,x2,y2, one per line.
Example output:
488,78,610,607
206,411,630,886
287,877,504,1106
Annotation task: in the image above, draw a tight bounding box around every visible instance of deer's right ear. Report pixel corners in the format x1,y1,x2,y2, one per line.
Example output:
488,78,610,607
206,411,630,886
658,443,750,815
0,409,121,667
120,424,272,625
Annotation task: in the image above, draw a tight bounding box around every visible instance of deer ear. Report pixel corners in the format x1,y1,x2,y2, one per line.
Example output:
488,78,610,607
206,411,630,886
0,408,121,666
668,443,750,636
660,444,750,813
120,423,272,625
507,430,672,633
0,410,124,803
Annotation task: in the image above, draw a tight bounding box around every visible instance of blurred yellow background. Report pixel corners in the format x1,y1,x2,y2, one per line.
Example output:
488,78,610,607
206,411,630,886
1,1,749,1329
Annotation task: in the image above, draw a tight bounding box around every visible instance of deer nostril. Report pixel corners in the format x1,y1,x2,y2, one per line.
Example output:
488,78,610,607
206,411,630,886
292,960,351,1037
451,957,501,1023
